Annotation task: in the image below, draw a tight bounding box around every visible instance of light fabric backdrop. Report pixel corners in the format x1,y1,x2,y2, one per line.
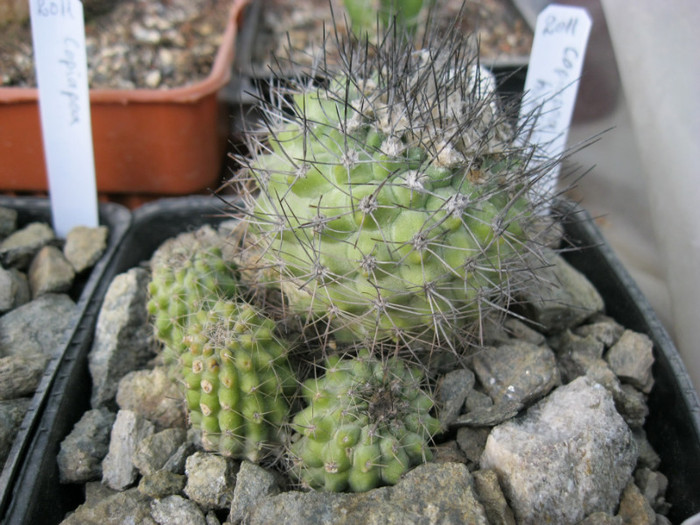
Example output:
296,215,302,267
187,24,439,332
554,0,700,394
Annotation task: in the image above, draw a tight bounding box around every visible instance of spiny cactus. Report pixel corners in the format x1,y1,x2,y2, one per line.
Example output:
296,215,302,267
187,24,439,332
233,26,545,349
181,299,298,462
289,350,441,491
147,227,239,365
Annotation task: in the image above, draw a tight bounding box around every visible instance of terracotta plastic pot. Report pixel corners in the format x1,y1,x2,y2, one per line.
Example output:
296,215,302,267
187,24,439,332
0,0,249,203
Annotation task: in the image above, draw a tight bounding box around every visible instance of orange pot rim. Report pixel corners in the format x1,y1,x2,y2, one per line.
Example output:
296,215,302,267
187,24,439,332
0,0,250,106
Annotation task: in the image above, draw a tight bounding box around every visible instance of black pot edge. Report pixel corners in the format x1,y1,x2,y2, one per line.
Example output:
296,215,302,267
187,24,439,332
0,196,236,525
556,199,700,521
0,196,132,520
4,195,700,524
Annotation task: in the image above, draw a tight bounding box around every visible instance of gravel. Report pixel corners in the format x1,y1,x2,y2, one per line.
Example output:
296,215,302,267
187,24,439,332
0,0,231,89
1,0,532,90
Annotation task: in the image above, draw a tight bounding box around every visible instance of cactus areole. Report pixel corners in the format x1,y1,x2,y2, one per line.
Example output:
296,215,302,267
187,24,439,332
236,26,547,348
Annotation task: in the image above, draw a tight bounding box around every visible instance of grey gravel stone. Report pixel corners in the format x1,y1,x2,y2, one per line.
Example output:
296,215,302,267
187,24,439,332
554,331,607,382
57,408,116,483
63,225,109,273
456,426,490,466
464,388,494,412
616,482,657,525
549,331,649,427
437,368,475,427
480,376,638,525
0,293,76,358
28,245,76,298
472,469,516,525
574,315,625,348
150,494,207,525
519,249,604,333
0,221,55,269
184,452,238,511
133,428,187,476
0,353,49,400
245,462,489,525
0,265,30,313
89,268,154,408
634,467,669,512
0,397,31,465
432,440,468,463
162,437,197,475
138,469,187,499
616,383,649,428
577,512,623,524
453,399,522,427
606,330,655,393
116,367,186,430
60,487,157,525
503,317,546,345
0,206,18,238
102,409,155,490
632,429,661,471
83,480,118,505
551,329,605,361
472,340,561,407
229,461,282,524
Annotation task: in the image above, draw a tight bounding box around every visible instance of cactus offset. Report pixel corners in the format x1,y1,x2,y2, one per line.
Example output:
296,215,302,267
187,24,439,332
147,227,239,365
289,351,441,491
182,299,297,462
234,28,544,348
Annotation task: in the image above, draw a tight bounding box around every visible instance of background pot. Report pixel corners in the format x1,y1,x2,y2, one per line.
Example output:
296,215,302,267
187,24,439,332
0,0,249,207
0,195,131,520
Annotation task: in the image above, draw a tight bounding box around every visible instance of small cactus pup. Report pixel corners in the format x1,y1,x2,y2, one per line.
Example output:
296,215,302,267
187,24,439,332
233,25,549,349
289,350,441,492
147,226,239,366
182,298,298,463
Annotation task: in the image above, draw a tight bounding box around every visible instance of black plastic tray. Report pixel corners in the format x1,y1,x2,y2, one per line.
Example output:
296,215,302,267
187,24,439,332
0,196,234,525
4,195,699,524
0,196,131,521
559,200,700,522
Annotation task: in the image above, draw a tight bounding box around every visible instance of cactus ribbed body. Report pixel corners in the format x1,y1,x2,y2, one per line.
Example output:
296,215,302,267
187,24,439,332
147,235,239,364
290,352,441,492
240,37,538,346
182,299,297,462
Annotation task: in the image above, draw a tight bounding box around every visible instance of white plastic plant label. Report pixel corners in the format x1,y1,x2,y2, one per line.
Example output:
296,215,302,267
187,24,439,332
30,0,98,236
519,4,592,207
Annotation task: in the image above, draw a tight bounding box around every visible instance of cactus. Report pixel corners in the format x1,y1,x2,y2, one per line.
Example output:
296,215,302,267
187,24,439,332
181,298,298,462
342,0,425,39
233,26,544,348
147,227,239,365
289,351,441,491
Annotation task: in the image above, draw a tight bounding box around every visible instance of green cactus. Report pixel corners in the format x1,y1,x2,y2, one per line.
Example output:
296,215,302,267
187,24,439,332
289,351,441,492
234,30,541,348
181,299,298,462
342,0,425,38
147,229,239,365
